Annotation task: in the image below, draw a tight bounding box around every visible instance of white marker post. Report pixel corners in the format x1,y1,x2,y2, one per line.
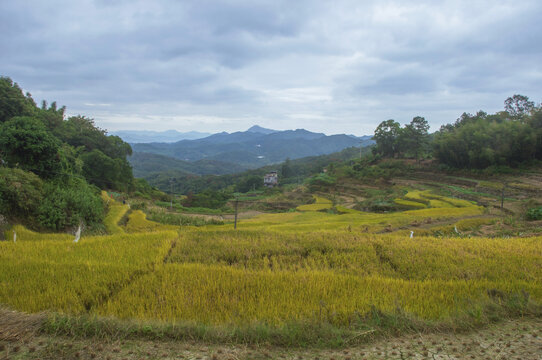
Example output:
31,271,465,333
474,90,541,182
73,224,81,243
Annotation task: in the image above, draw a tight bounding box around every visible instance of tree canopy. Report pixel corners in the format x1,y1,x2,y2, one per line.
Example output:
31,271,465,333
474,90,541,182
0,76,136,231
434,95,541,168
372,117,430,161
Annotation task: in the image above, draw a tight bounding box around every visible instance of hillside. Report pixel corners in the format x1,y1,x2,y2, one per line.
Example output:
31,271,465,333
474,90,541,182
141,146,366,193
129,152,247,177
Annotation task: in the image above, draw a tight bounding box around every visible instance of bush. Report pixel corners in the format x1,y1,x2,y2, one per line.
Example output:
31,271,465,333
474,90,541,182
0,167,43,219
306,173,336,191
133,178,167,200
526,207,542,221
182,190,232,209
37,180,104,231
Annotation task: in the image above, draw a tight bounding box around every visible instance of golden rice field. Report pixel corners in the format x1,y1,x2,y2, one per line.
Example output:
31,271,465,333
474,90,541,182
296,195,333,211
1,191,541,331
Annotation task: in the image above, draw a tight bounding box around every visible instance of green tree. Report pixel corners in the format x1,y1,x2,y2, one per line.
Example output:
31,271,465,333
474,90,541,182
504,94,535,118
0,168,44,219
372,119,401,157
38,100,65,131
37,179,104,231
0,116,61,178
403,116,430,162
281,158,294,178
235,175,262,192
81,149,134,191
0,77,36,123
433,111,538,168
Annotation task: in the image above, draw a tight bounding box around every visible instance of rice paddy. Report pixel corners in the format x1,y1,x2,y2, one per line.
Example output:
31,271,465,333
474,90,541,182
1,189,540,336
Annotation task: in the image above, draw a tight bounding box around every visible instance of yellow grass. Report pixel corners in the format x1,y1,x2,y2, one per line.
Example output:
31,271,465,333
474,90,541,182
125,210,178,233
296,195,333,211
100,263,541,325
5,224,73,242
0,231,176,313
394,199,427,209
0,188,539,330
102,191,130,234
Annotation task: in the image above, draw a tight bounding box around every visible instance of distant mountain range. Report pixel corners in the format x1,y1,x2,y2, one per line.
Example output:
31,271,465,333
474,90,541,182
110,130,210,143
124,126,374,176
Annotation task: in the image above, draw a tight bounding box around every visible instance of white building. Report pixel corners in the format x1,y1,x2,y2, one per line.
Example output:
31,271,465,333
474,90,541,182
264,171,278,187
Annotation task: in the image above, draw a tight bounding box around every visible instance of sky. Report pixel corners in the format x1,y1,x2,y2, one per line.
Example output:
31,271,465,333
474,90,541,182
1,0,541,136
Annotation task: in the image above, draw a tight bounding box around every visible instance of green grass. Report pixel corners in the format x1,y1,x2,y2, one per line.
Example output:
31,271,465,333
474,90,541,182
146,209,224,226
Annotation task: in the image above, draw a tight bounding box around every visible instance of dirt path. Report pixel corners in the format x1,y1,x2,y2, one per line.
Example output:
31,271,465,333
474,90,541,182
1,310,540,359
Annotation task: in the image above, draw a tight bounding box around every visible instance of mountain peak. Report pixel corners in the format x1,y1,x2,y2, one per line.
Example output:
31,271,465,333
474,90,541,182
246,125,276,134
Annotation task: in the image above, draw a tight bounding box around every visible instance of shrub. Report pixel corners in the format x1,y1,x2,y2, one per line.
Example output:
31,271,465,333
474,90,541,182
306,173,336,191
0,167,43,219
526,207,542,221
182,190,232,209
37,180,104,231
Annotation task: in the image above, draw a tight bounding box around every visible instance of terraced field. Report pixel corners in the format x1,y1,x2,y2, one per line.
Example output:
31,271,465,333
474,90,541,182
1,187,541,348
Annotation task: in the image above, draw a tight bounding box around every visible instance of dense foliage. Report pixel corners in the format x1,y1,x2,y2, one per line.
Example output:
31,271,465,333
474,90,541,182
143,147,363,194
371,95,542,170
0,77,137,231
182,190,232,209
433,103,542,168
372,116,430,161
36,180,104,231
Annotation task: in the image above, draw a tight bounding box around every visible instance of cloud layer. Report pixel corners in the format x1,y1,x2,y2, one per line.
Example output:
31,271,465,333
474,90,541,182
1,0,541,135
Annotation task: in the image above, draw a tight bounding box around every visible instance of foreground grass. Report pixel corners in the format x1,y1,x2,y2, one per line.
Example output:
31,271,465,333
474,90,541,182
2,308,540,359
41,292,542,348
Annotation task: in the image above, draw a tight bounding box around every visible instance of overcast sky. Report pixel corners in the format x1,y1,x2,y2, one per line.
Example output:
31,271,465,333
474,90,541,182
1,0,541,135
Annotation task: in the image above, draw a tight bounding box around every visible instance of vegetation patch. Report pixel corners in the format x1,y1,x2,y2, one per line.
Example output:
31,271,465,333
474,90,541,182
296,195,333,211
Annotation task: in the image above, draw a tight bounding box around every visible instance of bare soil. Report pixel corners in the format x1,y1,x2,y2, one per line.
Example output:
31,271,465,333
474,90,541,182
1,309,540,360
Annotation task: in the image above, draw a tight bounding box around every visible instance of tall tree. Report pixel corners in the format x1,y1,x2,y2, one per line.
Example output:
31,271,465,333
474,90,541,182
0,116,61,178
0,77,36,123
281,158,294,178
373,119,401,158
403,116,430,162
504,94,535,118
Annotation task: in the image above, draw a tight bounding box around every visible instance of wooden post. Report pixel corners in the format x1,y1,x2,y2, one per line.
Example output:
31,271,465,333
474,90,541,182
234,199,239,229
501,186,505,209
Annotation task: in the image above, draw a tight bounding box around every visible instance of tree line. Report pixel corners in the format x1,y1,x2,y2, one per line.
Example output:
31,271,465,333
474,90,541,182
372,95,542,169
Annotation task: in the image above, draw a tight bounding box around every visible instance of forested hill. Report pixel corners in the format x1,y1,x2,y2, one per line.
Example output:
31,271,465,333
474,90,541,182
143,146,365,194
131,127,373,168
0,77,137,232
129,152,246,177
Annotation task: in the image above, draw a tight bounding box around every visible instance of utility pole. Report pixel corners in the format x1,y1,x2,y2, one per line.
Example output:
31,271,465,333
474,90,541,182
234,199,239,229
170,179,173,210
501,183,506,209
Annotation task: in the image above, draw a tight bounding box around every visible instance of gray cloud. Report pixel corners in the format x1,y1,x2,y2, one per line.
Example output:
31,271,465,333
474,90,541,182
1,0,541,135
